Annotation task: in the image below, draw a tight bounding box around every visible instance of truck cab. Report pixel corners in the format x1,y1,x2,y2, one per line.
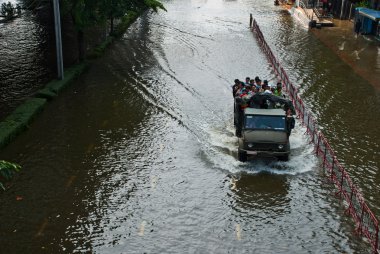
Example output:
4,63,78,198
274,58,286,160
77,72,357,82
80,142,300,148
237,108,291,162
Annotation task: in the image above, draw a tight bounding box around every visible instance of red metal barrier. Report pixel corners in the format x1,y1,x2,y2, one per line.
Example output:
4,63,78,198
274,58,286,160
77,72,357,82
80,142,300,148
250,18,379,253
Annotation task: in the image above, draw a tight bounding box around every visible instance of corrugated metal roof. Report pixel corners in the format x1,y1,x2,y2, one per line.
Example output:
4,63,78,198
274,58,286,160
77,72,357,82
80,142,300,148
356,7,380,21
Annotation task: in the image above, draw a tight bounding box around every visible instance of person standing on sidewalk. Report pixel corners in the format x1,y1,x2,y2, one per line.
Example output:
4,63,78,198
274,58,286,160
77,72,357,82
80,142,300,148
322,0,328,15
355,18,362,36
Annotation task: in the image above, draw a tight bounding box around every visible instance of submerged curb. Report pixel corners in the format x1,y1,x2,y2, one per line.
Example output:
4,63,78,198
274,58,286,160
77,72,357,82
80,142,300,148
0,63,88,149
35,63,88,100
0,98,47,149
0,10,144,151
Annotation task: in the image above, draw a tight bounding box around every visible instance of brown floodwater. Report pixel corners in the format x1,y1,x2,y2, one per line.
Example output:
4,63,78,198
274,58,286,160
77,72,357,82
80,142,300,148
0,0,55,120
0,0,379,253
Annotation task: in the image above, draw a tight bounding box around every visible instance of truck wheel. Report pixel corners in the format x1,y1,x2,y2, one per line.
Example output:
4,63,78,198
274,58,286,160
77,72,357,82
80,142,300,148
238,150,247,162
278,155,289,161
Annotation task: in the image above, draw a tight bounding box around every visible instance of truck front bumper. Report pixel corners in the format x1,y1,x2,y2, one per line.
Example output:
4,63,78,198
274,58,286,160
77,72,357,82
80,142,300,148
241,149,289,156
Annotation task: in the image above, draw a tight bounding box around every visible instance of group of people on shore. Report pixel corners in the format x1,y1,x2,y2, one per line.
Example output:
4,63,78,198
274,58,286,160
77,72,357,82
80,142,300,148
232,76,283,98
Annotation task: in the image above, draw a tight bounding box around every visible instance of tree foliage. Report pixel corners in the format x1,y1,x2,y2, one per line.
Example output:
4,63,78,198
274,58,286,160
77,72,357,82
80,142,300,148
59,0,165,60
144,0,166,12
61,0,166,32
0,2,18,19
0,160,21,190
355,1,370,8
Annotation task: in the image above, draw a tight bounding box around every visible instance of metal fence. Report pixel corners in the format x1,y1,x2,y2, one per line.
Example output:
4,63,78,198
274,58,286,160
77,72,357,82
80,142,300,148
250,17,379,253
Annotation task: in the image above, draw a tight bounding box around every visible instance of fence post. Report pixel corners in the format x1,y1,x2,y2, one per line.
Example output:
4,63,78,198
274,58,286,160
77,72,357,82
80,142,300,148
330,156,335,179
375,225,379,254
305,113,310,133
345,185,355,217
250,19,379,253
316,133,321,156
323,140,327,169
358,204,365,234
338,168,344,197
312,128,316,143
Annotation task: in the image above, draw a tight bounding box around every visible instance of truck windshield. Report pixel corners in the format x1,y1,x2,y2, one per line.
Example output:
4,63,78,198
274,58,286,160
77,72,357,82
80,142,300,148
245,115,285,130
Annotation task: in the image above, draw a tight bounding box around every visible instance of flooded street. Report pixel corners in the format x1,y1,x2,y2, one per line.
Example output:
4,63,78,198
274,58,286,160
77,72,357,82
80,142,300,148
0,0,55,119
0,0,379,253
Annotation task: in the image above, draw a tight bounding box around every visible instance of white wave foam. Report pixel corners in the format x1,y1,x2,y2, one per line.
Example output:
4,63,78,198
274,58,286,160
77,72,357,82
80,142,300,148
201,119,318,176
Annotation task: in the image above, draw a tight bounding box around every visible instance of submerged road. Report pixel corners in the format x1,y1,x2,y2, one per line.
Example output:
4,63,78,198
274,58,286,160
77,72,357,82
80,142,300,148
0,0,379,253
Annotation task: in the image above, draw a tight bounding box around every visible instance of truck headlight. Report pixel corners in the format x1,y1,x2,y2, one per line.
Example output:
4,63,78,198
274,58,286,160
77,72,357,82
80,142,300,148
247,143,254,148
278,144,284,150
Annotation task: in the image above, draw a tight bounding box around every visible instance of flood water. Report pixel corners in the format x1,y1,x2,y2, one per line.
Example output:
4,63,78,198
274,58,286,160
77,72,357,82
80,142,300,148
0,0,55,119
0,0,379,253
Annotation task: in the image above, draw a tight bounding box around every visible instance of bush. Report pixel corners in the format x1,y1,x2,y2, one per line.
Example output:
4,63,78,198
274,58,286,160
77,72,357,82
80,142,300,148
356,1,370,8
0,160,21,190
0,2,15,19
112,11,140,37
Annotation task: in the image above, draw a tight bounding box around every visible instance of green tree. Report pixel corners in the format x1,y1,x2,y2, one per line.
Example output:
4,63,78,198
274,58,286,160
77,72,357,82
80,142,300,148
0,160,21,190
61,0,102,60
1,2,16,20
61,0,166,60
356,1,370,8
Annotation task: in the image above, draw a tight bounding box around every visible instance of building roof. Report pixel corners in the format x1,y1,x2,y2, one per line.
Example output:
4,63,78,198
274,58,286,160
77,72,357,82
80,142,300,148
356,7,380,21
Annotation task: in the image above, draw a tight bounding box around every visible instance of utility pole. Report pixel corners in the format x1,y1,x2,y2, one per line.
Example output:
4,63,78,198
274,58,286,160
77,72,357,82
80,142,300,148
340,0,345,19
53,0,64,80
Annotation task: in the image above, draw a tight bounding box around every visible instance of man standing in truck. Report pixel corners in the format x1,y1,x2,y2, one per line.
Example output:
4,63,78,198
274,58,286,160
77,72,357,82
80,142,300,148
286,108,295,137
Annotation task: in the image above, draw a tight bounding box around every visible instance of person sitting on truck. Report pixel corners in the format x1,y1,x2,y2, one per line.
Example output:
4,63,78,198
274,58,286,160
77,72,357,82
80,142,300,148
255,76,261,86
245,77,251,86
232,79,241,97
235,81,247,96
250,85,257,95
263,84,273,94
262,80,269,89
274,82,283,97
239,86,255,109
286,108,295,137
235,83,247,97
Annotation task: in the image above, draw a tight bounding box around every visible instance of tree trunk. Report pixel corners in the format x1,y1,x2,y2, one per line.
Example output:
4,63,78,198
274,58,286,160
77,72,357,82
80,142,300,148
77,30,85,61
110,16,114,34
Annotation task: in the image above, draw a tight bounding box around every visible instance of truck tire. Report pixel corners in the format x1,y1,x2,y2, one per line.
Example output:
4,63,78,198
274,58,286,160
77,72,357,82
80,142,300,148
238,149,247,162
278,154,289,161
235,128,242,137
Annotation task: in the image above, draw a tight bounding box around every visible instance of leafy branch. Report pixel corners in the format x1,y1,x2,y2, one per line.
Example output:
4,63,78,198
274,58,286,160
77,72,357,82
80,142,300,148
0,160,21,190
356,1,370,8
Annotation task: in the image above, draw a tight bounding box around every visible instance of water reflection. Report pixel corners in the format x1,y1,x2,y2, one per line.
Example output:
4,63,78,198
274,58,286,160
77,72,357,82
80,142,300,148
0,6,54,119
229,173,290,216
0,0,378,252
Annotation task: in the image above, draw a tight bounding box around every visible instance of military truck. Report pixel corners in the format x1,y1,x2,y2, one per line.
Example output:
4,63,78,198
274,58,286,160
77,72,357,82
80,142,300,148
234,93,295,162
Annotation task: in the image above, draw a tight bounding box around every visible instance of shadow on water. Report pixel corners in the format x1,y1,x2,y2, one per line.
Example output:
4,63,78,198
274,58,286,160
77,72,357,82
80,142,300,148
229,173,290,214
0,17,156,251
0,5,55,120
